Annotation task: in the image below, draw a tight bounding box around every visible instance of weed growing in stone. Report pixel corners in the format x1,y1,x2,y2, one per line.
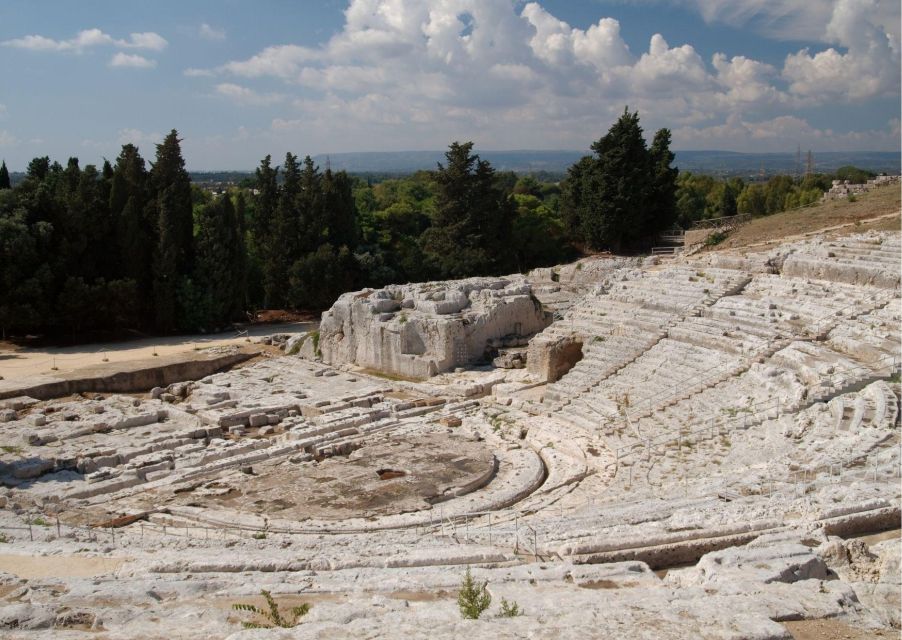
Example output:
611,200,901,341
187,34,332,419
232,590,310,629
499,597,524,617
458,566,491,619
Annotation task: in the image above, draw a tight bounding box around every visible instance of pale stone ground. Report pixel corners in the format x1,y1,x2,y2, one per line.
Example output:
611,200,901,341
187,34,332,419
0,229,898,638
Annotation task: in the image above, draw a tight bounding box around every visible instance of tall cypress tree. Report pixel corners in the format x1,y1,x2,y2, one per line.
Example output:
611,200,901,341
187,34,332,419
193,195,244,327
297,156,321,254
421,141,513,278
0,160,11,189
153,185,180,331
111,145,153,319
321,168,358,250
647,128,678,235
562,109,677,252
151,130,194,278
252,156,279,308
264,153,301,308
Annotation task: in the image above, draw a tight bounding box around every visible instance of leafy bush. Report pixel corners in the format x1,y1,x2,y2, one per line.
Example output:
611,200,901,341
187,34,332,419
232,590,310,629
705,231,727,246
458,567,491,619
499,597,524,617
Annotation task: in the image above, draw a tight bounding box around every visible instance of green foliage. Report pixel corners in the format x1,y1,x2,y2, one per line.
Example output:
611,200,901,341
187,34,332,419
310,330,321,356
231,590,310,629
834,165,875,184
0,161,10,190
421,142,515,278
499,597,524,617
458,566,492,620
705,231,728,246
561,109,677,251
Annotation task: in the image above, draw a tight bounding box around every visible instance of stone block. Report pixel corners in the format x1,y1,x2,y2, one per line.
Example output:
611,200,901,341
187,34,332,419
248,413,268,427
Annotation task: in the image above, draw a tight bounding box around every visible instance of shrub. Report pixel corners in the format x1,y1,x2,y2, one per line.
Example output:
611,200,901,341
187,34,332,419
499,598,524,617
705,231,727,246
458,567,491,620
232,590,310,629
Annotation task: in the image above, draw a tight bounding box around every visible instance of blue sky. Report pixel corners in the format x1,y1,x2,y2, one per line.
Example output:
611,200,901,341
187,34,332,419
0,0,899,169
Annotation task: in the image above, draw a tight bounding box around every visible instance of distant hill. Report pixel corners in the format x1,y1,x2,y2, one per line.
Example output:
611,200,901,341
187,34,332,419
311,150,900,178
8,150,899,185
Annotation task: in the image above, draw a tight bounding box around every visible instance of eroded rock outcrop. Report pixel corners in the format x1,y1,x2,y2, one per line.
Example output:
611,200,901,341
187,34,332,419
311,276,552,379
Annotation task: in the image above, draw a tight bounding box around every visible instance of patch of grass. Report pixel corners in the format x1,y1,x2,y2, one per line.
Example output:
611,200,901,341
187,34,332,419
232,590,310,629
29,517,49,527
0,445,23,455
592,336,606,343
458,567,491,620
310,331,321,357
0,533,8,543
286,338,303,356
889,372,900,384
252,532,267,540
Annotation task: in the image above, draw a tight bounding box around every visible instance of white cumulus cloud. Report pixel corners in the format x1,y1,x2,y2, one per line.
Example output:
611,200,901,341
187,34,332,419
215,83,284,106
110,52,156,69
2,28,167,53
782,0,900,100
184,0,899,152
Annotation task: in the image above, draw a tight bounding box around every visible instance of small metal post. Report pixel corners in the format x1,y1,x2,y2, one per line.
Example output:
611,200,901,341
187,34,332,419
628,465,633,488
56,516,61,538
28,521,33,541
141,522,144,542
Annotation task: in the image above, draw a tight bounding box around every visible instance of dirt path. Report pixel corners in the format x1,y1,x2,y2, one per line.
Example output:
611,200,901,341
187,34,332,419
0,554,127,579
783,619,895,640
0,322,315,381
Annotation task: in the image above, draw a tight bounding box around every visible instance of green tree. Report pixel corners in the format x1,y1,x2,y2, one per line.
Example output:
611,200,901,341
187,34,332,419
420,141,514,278
583,108,652,251
151,130,194,276
737,183,767,216
0,160,11,189
647,128,678,234
720,182,738,217
111,144,154,317
288,243,357,310
153,185,181,331
186,195,246,329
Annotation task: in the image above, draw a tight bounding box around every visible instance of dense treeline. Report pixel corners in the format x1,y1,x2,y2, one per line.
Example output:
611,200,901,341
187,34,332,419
673,164,876,227
3,112,869,339
0,133,581,337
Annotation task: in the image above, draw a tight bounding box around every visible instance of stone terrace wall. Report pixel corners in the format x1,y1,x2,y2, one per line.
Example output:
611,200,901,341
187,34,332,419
312,276,552,379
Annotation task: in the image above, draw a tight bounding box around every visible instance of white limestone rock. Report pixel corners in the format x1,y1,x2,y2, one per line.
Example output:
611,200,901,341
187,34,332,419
312,276,551,379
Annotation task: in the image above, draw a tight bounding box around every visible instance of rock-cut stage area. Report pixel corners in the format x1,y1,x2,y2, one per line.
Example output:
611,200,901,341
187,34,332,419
0,230,898,639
